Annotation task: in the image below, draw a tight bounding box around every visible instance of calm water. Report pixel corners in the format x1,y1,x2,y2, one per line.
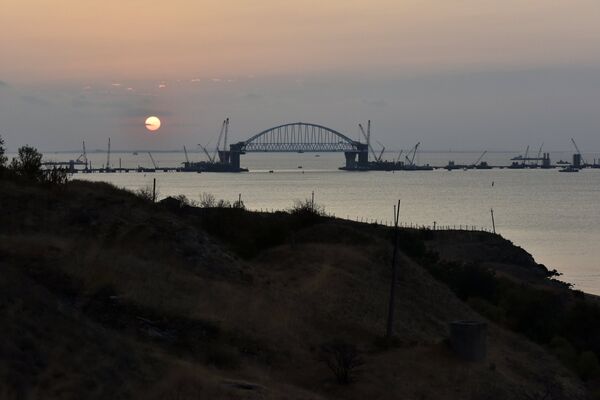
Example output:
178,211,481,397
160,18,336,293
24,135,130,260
38,150,600,294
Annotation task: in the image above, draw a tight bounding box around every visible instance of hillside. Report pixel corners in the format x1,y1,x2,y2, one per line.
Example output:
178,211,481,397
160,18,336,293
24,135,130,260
0,178,591,399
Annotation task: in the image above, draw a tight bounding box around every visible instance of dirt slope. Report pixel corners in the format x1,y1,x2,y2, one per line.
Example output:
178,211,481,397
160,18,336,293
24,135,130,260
0,179,588,399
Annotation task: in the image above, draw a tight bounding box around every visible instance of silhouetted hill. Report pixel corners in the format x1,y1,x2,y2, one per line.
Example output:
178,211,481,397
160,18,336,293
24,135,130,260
0,178,591,399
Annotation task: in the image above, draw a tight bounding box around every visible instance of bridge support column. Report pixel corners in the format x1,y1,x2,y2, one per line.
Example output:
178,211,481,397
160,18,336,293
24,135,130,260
344,151,358,169
229,143,245,171
357,144,369,168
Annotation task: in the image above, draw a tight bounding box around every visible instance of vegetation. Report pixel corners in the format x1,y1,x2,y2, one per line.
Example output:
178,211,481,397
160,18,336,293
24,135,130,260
320,340,364,384
0,134,7,169
416,238,600,383
0,147,594,398
9,145,43,181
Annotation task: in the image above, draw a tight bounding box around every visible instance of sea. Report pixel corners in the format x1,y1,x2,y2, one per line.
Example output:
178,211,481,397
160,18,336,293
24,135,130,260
35,150,600,295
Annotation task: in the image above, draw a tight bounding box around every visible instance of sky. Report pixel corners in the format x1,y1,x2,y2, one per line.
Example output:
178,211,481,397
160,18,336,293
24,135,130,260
2,0,600,151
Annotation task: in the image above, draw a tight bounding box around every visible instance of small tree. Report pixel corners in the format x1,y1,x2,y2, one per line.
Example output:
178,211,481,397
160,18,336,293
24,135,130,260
0,134,7,169
320,340,364,384
10,145,43,181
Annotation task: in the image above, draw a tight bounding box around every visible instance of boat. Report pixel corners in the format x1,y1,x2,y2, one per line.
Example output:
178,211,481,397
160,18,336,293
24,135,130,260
559,165,579,173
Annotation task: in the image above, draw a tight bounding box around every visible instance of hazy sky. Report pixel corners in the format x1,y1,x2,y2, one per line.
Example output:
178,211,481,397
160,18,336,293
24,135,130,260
2,0,600,151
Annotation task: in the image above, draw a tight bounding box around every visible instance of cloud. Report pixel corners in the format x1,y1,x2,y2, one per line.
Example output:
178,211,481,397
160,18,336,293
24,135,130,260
0,80,9,88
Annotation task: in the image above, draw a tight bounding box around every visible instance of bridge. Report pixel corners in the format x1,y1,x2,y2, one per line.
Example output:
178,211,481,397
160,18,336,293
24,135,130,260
221,122,369,170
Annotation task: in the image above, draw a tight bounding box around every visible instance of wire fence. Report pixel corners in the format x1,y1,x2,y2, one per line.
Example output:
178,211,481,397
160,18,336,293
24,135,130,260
254,207,494,233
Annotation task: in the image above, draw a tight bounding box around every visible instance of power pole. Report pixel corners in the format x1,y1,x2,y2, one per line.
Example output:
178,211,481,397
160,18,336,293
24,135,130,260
152,178,157,203
386,199,401,339
106,137,111,170
490,208,496,234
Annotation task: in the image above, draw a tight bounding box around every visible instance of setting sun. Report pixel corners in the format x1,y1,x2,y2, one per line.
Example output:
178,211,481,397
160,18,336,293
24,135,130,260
145,116,161,132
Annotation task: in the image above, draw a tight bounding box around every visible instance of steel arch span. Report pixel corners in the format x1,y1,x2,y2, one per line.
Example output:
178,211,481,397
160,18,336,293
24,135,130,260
242,122,360,152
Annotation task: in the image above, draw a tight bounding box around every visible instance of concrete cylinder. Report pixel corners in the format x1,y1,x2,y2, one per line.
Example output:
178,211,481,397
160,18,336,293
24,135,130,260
449,320,487,362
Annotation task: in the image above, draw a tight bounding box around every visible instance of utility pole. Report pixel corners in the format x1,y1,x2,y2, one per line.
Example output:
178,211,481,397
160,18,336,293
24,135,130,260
311,191,315,211
152,178,156,203
490,208,496,234
386,199,401,339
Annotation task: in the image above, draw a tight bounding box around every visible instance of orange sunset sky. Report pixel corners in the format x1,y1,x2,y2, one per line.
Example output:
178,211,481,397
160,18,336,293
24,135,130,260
2,1,600,150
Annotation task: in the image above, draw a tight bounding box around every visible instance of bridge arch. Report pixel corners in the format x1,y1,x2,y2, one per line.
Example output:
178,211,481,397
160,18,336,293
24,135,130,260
242,122,360,152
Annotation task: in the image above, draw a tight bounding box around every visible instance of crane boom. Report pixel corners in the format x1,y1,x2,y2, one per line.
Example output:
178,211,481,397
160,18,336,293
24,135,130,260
183,146,190,164
472,150,487,166
199,143,214,163
405,142,420,166
359,123,379,161
147,152,158,169
395,149,404,163
76,140,88,164
213,120,226,162
375,140,385,161
223,118,229,150
571,138,582,155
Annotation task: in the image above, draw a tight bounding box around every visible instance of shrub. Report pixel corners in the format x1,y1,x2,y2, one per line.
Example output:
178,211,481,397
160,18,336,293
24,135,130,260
136,185,157,202
42,167,69,185
320,340,364,384
199,192,216,208
173,194,197,207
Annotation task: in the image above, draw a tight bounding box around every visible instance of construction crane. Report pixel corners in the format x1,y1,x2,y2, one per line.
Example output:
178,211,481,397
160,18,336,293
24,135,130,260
106,138,111,170
223,117,229,151
147,152,158,169
571,138,583,157
358,122,377,161
358,120,385,161
183,145,190,164
198,142,214,163
395,149,404,163
405,142,420,166
375,140,386,162
76,141,88,165
212,119,228,162
535,143,544,166
571,138,585,165
471,150,487,167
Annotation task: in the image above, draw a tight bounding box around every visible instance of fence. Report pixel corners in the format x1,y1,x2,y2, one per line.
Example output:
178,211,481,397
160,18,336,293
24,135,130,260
254,207,494,234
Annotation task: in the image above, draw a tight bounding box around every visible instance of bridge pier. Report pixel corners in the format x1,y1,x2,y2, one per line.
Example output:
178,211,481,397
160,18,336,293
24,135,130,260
229,142,245,171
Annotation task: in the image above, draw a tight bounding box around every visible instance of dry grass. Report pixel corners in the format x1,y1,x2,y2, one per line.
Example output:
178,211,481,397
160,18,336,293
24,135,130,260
0,178,589,399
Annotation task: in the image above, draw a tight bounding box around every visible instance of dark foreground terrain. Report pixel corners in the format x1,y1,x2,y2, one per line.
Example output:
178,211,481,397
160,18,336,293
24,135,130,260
0,178,597,399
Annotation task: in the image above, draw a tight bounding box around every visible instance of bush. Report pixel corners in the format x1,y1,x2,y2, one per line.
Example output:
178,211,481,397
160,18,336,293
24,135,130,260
199,192,216,208
320,340,364,384
136,185,157,202
42,167,69,185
